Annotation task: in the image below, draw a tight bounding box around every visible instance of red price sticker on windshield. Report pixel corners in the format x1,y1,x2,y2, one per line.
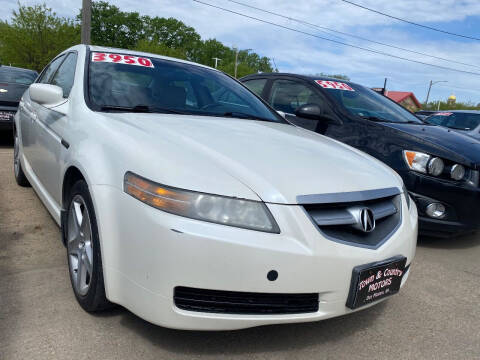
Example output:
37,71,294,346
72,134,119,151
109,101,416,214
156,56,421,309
435,112,453,116
91,52,154,68
315,80,354,91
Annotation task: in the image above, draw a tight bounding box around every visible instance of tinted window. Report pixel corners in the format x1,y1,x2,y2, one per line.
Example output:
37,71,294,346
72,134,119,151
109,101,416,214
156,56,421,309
88,52,283,122
269,79,324,114
38,55,65,84
322,82,423,124
243,78,267,96
50,52,77,97
427,113,480,130
0,68,37,85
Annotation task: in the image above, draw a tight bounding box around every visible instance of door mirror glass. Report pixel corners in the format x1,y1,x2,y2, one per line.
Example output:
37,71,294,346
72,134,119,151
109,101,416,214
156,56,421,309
29,83,64,106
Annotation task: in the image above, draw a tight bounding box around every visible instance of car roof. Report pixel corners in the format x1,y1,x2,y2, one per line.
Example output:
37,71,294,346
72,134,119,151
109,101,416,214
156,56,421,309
79,44,218,72
241,72,357,85
0,65,37,75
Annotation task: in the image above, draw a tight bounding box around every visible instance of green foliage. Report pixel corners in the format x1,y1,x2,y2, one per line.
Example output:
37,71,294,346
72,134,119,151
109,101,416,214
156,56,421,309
0,3,80,71
1,1,273,77
424,101,480,111
134,39,187,60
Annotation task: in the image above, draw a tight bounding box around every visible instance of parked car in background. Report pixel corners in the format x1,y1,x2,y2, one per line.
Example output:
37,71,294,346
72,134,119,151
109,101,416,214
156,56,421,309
415,110,438,119
241,73,480,238
0,65,38,131
425,110,480,140
13,45,417,330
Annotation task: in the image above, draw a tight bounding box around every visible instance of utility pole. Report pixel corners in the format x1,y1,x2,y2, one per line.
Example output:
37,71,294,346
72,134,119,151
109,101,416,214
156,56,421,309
234,47,239,78
382,78,387,95
233,47,252,78
212,57,221,68
81,0,92,45
425,80,447,108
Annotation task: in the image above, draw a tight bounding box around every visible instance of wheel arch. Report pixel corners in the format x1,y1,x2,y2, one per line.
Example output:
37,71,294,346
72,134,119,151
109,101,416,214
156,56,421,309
61,166,87,246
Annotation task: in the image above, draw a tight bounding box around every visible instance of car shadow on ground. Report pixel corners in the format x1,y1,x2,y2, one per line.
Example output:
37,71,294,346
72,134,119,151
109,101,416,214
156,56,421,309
417,232,480,249
103,301,388,356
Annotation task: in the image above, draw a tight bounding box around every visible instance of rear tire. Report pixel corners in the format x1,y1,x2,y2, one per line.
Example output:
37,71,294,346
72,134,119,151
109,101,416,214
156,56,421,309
65,180,113,312
13,129,30,187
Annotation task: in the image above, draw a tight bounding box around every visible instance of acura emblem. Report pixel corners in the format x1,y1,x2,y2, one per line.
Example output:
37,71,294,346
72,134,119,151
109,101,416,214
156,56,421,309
360,208,375,232
0,89,7,93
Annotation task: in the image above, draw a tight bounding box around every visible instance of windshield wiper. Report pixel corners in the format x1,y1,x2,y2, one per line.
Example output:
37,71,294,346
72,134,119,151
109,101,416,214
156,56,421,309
100,104,185,114
221,111,272,122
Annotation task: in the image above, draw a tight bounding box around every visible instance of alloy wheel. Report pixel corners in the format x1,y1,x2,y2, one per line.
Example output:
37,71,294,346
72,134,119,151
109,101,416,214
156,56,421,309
13,132,20,177
67,195,94,296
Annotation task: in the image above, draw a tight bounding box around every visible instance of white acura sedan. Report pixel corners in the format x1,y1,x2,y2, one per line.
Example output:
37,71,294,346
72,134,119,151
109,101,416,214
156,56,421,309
13,45,417,330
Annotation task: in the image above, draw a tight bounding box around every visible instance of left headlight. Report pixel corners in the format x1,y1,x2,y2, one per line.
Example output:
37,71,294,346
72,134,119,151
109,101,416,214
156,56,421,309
124,172,280,233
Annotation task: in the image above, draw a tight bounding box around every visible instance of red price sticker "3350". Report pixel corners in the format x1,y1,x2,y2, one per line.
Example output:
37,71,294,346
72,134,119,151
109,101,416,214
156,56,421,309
91,52,154,68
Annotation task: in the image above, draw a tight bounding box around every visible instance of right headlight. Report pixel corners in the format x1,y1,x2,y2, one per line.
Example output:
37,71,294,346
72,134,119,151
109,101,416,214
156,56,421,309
124,172,280,233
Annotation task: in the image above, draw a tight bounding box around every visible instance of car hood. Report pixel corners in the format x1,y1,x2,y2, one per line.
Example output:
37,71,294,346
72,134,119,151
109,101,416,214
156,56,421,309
383,122,480,167
100,113,402,204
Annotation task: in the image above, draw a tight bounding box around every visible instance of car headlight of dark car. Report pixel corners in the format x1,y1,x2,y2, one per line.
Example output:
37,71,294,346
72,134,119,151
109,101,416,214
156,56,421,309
403,150,468,181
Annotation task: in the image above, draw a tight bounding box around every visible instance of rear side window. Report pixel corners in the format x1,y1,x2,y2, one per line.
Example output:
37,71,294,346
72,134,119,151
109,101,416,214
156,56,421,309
243,78,267,96
37,55,65,84
50,53,78,98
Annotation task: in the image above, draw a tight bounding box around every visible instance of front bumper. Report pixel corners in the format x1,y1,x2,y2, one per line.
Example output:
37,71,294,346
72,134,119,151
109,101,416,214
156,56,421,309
402,171,480,237
91,185,417,330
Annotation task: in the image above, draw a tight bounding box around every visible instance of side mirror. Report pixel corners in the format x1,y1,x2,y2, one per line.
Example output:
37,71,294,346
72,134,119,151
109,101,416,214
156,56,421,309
295,104,323,120
29,83,64,107
295,103,338,123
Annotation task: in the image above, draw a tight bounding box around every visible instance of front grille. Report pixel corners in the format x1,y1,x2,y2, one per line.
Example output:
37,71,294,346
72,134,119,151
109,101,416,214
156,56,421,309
303,188,402,249
174,287,319,315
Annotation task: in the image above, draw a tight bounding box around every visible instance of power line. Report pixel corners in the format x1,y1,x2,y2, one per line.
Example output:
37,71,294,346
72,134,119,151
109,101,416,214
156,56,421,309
225,0,480,69
340,0,480,41
192,0,480,76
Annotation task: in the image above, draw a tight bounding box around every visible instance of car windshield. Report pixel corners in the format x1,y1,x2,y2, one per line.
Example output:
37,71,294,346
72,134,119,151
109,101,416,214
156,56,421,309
426,112,480,130
0,68,37,85
321,81,424,124
87,52,283,122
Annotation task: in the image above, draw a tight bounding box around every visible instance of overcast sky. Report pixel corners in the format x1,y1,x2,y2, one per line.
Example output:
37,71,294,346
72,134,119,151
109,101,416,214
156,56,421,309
2,0,480,104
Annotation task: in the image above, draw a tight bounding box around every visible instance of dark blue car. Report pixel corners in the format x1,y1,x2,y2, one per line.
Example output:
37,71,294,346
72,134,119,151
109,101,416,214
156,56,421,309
241,73,480,238
0,65,38,131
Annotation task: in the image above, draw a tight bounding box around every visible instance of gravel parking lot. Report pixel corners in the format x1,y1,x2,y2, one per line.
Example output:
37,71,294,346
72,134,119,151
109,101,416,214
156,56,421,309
0,131,479,360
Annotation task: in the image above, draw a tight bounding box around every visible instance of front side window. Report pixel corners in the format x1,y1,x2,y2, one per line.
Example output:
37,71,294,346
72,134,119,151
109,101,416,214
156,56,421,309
268,79,324,114
37,55,65,84
87,52,284,123
50,52,78,98
321,81,423,124
243,78,267,96
427,113,480,131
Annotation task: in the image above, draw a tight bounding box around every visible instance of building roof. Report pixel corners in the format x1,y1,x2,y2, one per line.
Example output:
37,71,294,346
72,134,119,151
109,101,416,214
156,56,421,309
386,91,422,108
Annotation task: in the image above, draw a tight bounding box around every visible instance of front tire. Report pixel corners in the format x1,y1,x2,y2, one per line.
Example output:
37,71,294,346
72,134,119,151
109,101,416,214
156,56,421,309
65,180,112,312
13,129,30,187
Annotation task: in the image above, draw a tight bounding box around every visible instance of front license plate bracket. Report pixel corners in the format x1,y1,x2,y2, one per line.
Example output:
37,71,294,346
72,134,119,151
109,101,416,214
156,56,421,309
346,255,407,310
